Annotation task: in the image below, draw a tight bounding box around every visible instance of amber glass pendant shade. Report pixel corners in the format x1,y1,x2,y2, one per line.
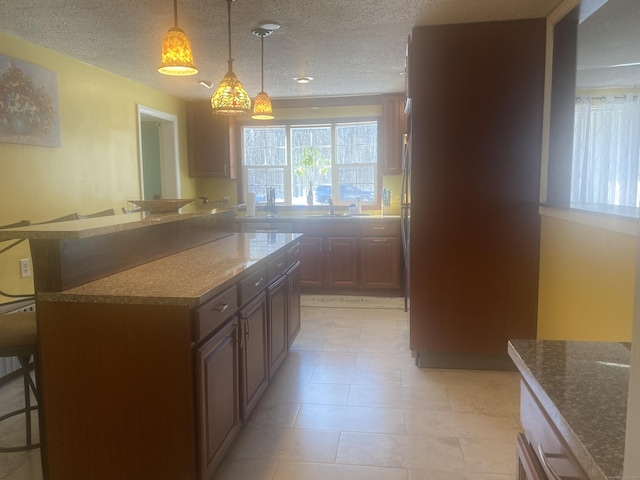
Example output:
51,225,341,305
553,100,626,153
210,62,252,114
211,0,251,115
158,0,197,76
158,27,198,76
252,91,274,119
251,28,274,120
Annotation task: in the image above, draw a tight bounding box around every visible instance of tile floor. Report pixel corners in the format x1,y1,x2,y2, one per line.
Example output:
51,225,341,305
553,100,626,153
0,297,522,480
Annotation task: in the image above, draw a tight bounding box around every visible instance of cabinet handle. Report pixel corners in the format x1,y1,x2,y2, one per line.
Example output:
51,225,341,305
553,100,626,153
372,227,386,230
537,445,562,480
215,303,229,314
254,277,263,287
373,239,388,243
239,316,246,350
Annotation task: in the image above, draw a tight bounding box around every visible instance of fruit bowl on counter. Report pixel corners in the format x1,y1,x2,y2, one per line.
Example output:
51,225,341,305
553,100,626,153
128,199,194,214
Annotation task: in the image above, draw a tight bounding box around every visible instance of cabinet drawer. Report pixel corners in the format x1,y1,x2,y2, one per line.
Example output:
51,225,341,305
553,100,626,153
239,266,267,306
285,241,301,265
521,380,588,479
267,253,287,282
359,221,399,236
195,285,238,343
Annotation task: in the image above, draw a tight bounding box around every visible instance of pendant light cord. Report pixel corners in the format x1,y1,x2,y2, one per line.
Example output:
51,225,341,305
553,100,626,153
261,34,265,91
226,0,233,66
173,0,178,28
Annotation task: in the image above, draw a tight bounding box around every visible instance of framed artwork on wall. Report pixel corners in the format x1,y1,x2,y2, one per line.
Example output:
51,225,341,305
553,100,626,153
0,55,61,147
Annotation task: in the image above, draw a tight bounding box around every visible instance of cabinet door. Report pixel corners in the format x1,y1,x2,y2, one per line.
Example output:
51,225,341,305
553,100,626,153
267,275,288,378
359,237,400,289
239,292,269,420
287,261,301,348
326,237,358,288
187,102,237,178
196,319,240,479
381,94,406,175
299,236,324,287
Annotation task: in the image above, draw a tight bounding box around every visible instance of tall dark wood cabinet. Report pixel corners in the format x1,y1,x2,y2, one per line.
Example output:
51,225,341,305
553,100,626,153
187,102,237,178
408,19,545,369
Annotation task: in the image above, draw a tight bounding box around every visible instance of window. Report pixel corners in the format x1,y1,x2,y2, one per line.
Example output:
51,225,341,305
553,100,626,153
242,120,378,206
571,93,640,210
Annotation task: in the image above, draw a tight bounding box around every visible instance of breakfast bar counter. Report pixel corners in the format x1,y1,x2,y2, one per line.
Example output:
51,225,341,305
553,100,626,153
1,209,303,480
508,339,631,480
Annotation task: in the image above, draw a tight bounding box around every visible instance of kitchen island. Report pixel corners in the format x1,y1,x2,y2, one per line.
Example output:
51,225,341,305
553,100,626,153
0,210,302,480
508,340,630,480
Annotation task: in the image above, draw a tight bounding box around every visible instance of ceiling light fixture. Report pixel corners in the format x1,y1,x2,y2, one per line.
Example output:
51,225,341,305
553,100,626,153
294,76,313,84
251,28,274,120
158,0,198,76
211,0,251,115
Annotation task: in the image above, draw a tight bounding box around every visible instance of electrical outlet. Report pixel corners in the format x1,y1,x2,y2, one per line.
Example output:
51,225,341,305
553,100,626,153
20,258,31,278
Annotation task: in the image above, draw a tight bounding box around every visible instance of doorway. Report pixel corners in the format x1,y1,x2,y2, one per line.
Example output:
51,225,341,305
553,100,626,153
136,105,181,199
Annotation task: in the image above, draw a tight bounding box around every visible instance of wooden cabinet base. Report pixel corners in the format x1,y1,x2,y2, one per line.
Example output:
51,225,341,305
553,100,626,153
37,301,197,480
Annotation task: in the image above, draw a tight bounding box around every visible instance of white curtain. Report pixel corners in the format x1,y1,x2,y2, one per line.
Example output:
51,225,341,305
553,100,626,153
571,94,640,207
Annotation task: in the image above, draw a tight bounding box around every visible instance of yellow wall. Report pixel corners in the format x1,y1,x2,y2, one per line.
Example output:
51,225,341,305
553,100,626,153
537,214,636,341
0,33,195,302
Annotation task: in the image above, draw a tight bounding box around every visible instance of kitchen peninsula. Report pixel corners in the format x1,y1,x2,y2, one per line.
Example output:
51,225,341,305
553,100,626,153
509,340,630,480
0,209,302,480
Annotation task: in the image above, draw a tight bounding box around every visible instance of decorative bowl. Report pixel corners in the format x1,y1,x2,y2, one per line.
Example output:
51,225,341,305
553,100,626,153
128,199,194,214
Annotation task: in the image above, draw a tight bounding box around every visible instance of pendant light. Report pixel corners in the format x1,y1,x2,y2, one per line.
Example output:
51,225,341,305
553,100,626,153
158,0,198,76
211,0,251,115
251,28,274,120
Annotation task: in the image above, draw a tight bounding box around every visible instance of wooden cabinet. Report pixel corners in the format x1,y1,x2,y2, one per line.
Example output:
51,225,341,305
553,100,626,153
196,319,240,479
287,261,301,347
360,236,399,289
292,219,402,293
408,19,545,367
187,101,237,178
380,94,406,175
267,275,288,378
326,236,358,287
239,292,269,420
299,236,324,287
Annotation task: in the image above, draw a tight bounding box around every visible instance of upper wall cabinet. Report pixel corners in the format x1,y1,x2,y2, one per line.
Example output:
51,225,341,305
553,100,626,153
187,102,237,179
380,94,407,175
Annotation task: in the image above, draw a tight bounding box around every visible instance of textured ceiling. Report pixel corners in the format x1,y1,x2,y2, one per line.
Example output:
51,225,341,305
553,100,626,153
0,0,637,102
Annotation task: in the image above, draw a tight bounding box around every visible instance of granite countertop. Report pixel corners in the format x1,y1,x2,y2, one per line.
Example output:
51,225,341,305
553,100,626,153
508,339,631,480
236,212,400,222
0,206,235,240
37,233,301,307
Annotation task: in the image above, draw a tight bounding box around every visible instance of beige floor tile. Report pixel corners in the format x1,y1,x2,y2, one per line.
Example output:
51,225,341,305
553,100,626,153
459,437,518,475
289,333,326,351
270,361,315,383
336,431,466,470
247,403,301,428
283,350,358,368
294,404,406,434
409,469,514,480
226,425,339,464
274,461,409,480
347,384,450,411
259,378,350,406
212,459,278,480
311,365,402,386
357,329,409,354
404,410,521,440
356,352,416,369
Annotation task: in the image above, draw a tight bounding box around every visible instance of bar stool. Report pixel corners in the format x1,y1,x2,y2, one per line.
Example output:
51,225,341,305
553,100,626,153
0,311,39,452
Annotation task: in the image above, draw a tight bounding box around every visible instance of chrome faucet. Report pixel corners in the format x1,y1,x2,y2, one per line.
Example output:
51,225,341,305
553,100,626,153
328,198,335,216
